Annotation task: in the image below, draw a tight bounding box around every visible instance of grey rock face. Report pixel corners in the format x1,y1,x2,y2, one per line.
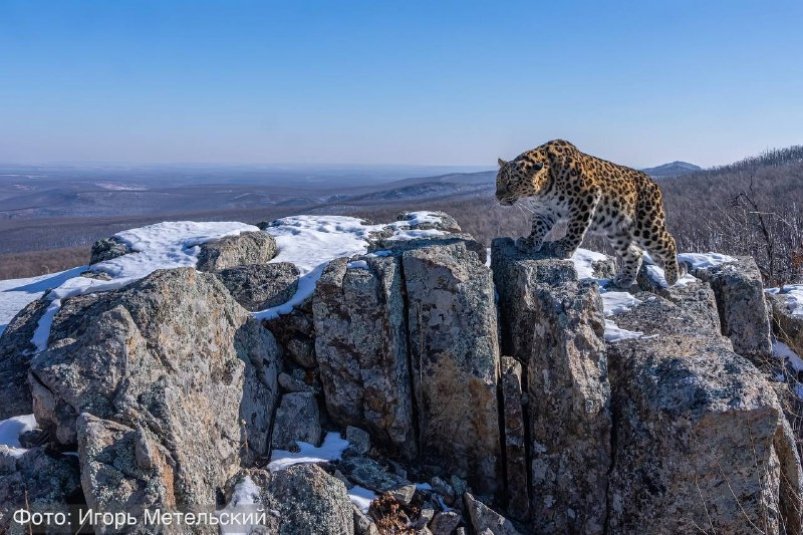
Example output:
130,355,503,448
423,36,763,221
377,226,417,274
402,240,501,494
313,255,416,458
90,236,132,264
270,392,322,449
689,256,772,364
0,297,49,419
499,356,529,522
265,297,316,369
430,511,462,535
464,493,522,535
339,456,411,493
370,234,488,266
345,426,371,456
28,268,281,511
195,231,277,272
492,237,610,534
0,446,81,535
217,262,299,311
606,279,803,534
77,413,182,533
264,464,354,535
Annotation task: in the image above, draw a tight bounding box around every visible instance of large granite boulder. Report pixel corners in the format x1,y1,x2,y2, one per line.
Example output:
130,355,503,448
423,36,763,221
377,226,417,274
264,464,354,535
28,268,281,513
688,256,772,364
491,238,610,534
0,446,82,535
606,279,803,534
195,231,277,272
402,240,501,494
0,297,49,419
217,262,299,311
313,255,416,459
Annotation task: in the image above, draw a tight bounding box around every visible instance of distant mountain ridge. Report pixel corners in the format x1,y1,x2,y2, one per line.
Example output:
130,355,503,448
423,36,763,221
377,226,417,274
641,161,701,178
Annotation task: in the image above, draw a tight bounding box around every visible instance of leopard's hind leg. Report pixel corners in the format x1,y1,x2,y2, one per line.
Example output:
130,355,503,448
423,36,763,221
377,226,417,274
637,229,680,285
608,230,643,288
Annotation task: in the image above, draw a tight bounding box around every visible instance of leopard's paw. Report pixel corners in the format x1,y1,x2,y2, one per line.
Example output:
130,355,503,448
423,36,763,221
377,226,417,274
516,236,543,253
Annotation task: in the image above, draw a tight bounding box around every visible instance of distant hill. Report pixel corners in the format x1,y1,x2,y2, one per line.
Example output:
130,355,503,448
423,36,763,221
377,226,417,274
641,161,702,178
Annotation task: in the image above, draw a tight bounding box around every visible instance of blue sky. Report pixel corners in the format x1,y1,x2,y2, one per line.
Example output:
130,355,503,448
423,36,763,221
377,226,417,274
1,1,801,168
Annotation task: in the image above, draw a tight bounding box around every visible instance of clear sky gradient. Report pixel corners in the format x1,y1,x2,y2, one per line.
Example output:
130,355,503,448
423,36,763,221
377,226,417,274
1,0,802,168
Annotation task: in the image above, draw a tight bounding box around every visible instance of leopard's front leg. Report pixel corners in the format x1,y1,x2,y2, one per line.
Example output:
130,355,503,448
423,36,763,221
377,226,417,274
550,194,600,259
517,212,557,252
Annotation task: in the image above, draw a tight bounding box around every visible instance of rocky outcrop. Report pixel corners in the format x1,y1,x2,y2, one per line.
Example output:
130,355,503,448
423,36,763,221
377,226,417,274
688,256,773,364
492,238,610,534
313,255,416,458
28,268,281,513
607,278,803,534
403,240,501,494
195,231,277,272
217,262,299,311
3,212,802,534
90,236,132,264
0,297,49,419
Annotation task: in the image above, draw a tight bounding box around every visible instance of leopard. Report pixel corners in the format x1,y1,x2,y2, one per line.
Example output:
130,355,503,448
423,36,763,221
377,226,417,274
496,139,680,287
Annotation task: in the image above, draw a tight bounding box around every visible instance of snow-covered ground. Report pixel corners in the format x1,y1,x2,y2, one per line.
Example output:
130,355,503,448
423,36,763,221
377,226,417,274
570,250,737,342
0,267,87,336
767,285,803,317
348,486,376,513
267,432,350,472
0,221,258,345
217,475,263,535
253,213,446,320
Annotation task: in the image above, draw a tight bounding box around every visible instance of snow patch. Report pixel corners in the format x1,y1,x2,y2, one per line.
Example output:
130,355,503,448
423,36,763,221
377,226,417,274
217,476,263,535
677,252,737,270
0,266,87,336
3,221,258,352
767,285,803,317
347,260,369,270
604,320,644,343
773,340,803,373
570,248,609,280
348,485,376,513
400,211,445,226
601,292,642,317
0,414,37,457
267,432,350,472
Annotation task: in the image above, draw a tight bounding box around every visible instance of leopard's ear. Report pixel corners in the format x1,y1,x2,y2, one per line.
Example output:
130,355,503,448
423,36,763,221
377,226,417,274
497,158,506,167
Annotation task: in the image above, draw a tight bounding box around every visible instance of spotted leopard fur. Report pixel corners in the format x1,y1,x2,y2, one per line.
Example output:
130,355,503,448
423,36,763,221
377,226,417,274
496,139,680,287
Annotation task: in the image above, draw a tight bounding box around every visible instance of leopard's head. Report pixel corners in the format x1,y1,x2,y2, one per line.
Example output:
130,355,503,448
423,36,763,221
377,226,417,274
496,154,549,206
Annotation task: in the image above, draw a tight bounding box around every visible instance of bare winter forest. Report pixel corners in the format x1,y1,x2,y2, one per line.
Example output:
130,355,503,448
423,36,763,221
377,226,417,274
1,147,801,286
